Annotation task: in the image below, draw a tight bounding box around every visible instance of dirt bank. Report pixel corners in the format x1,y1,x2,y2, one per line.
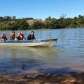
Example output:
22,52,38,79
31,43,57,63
0,71,84,84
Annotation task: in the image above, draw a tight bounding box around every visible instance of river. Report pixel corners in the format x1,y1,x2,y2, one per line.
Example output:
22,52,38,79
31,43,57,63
0,28,84,75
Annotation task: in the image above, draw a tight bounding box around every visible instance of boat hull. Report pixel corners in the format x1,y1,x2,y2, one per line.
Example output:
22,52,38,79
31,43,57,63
0,39,57,47
0,41,52,47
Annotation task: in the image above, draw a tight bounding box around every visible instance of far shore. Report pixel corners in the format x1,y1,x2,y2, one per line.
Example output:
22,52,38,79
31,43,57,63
0,27,82,31
0,15,84,30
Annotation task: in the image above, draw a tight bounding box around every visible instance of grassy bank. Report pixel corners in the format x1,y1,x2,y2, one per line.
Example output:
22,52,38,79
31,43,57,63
0,15,84,30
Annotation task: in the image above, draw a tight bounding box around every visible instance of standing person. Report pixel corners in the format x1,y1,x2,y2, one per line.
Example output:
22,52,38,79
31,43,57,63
1,33,7,42
10,32,16,40
27,31,35,40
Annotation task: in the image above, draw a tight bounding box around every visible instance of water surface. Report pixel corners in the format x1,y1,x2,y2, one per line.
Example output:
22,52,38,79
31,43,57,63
0,28,84,74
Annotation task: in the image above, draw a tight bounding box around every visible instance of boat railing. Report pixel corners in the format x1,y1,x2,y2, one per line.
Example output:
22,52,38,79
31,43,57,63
0,38,57,43
0,40,37,43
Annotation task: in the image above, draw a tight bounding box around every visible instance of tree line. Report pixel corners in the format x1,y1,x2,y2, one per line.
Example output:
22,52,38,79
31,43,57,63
0,15,84,30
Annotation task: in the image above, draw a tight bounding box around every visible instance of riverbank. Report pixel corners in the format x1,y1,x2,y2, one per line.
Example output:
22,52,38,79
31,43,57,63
0,71,84,84
0,15,84,30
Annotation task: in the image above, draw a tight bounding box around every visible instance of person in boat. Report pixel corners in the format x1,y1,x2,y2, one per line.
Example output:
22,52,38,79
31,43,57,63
17,33,21,40
1,33,7,42
10,32,16,40
17,32,25,40
27,31,35,40
20,32,25,40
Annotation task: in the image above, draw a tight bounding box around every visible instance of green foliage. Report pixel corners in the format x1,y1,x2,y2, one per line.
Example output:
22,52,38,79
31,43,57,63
32,20,45,29
0,20,29,30
45,15,84,28
0,15,84,30
13,20,29,30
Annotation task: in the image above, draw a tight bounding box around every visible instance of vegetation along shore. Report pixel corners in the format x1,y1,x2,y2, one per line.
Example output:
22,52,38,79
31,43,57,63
0,15,84,30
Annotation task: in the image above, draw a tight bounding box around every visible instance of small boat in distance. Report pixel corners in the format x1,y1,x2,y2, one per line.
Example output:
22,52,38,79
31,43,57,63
0,39,57,47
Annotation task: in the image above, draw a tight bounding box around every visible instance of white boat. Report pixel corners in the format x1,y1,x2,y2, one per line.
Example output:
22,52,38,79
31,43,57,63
0,39,57,47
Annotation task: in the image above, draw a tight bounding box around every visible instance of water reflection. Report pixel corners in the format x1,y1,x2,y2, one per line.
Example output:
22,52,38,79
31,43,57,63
0,47,59,74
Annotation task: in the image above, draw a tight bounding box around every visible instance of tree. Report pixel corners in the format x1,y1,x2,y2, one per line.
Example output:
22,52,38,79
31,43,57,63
13,20,29,30
32,20,45,29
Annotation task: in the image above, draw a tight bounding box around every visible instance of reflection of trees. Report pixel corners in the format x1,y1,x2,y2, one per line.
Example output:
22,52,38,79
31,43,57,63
10,48,45,70
28,47,59,64
10,48,17,67
10,48,27,70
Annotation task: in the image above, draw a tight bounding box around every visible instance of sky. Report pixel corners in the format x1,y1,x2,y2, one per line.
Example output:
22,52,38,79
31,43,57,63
0,0,84,19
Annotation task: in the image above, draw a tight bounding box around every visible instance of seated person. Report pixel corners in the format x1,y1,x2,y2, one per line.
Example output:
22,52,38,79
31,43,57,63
17,32,25,40
10,32,16,40
27,31,35,40
1,33,7,42
20,32,25,40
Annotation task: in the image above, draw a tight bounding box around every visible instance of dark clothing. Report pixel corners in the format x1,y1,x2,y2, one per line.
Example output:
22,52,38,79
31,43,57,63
27,34,35,40
17,35,24,40
10,32,16,40
10,34,15,40
17,36,22,40
2,34,7,41
17,33,24,40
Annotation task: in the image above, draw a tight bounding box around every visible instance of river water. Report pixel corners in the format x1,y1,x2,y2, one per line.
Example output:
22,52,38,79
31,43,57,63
0,28,84,75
